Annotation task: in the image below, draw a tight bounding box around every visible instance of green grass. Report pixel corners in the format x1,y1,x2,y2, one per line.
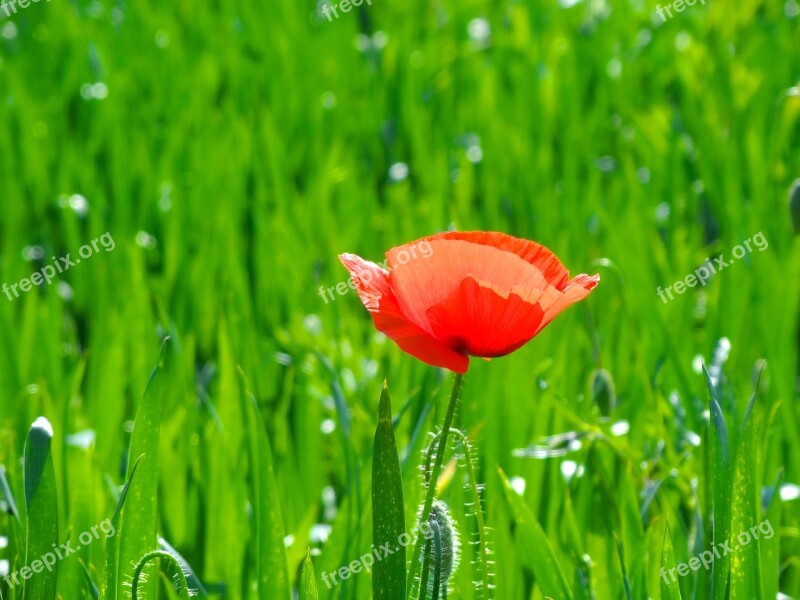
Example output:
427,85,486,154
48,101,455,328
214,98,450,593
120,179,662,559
0,0,799,597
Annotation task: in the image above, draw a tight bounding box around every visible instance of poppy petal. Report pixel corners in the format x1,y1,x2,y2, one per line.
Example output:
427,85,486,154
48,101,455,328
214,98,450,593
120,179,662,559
534,273,599,334
387,239,555,334
425,276,546,357
419,231,574,289
339,253,470,373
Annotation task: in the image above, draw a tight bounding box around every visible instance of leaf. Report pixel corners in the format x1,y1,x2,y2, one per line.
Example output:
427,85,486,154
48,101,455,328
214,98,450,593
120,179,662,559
79,559,100,599
729,385,762,600
113,338,170,599
22,416,58,600
372,381,406,599
498,468,573,600
103,454,143,596
704,364,732,600
660,525,683,600
239,368,291,599
0,464,19,522
760,473,782,600
300,550,319,600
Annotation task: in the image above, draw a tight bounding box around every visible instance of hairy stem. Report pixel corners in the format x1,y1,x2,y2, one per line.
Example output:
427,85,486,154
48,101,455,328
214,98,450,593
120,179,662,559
131,550,191,600
407,372,463,599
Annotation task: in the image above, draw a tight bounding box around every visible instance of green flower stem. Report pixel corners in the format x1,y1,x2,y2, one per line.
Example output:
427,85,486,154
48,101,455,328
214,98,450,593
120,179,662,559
407,372,463,599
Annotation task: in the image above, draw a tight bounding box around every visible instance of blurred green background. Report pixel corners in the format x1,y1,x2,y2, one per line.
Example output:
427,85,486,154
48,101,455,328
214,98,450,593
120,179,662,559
0,0,798,597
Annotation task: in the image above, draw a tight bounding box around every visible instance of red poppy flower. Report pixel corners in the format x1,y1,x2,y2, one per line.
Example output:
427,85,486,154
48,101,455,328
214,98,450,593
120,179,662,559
339,231,599,373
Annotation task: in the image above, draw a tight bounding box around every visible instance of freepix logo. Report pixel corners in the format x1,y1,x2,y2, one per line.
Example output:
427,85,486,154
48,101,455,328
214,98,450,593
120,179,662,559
319,239,433,304
0,0,50,19
2,232,115,302
3,519,115,589
656,231,768,304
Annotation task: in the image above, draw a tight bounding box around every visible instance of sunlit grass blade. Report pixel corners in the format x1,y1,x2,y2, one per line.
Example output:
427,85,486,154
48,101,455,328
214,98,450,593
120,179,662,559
729,375,763,600
300,550,319,600
372,381,406,599
102,454,143,597
761,472,782,600
22,416,58,600
704,364,732,600
79,558,100,599
238,367,291,599
660,525,683,600
498,468,573,600
0,464,19,522
115,338,170,599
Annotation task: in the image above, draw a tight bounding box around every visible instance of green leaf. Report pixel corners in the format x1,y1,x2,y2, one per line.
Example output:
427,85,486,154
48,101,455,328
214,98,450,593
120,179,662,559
659,524,683,600
300,550,319,600
704,365,732,600
729,384,762,600
79,559,100,599
372,381,406,599
0,464,19,522
103,454,143,597
239,368,291,599
113,338,170,599
498,468,573,600
760,474,782,600
22,416,58,600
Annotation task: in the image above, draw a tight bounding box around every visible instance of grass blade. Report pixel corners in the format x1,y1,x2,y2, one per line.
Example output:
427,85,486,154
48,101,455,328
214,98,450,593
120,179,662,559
300,550,319,600
238,368,291,599
22,417,58,600
114,339,170,599
704,364,732,600
102,454,143,597
498,468,573,600
660,525,683,600
372,381,406,599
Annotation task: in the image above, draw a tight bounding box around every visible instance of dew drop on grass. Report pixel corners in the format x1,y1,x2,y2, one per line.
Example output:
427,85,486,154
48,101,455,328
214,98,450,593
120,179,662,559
388,162,409,182
69,194,89,216
22,245,45,261
136,230,158,249
1,22,17,40
321,91,336,110
467,18,491,48
466,145,483,164
509,477,526,495
310,524,332,543
155,30,170,48
780,483,800,501
66,429,96,449
675,32,691,52
610,421,629,436
606,58,622,79
655,202,670,224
